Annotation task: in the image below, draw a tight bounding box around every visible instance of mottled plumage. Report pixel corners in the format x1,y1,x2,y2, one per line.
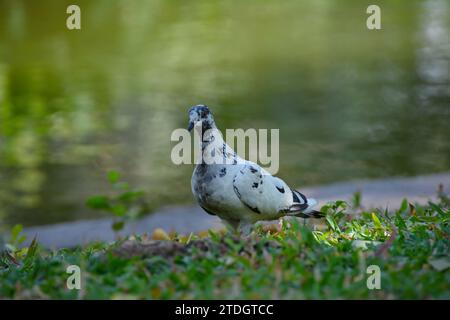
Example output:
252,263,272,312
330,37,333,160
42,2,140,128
188,105,324,234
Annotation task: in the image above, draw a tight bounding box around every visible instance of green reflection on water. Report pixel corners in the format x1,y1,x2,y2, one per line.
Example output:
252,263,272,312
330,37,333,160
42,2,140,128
0,0,449,226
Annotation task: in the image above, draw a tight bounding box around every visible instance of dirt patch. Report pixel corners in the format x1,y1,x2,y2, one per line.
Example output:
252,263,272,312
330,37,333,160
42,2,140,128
111,236,281,259
112,240,187,259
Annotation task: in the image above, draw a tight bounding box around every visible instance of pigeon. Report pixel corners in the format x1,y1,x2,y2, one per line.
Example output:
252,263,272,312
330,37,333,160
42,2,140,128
188,104,324,234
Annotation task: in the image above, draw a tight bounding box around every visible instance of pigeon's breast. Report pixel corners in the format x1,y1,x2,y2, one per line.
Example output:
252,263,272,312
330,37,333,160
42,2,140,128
191,164,247,218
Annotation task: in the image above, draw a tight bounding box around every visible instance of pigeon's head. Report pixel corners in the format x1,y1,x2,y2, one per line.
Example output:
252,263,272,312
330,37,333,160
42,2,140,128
187,104,215,132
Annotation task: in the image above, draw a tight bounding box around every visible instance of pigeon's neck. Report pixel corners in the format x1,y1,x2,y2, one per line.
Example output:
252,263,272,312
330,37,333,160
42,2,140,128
198,124,240,165
201,123,222,147
201,119,216,132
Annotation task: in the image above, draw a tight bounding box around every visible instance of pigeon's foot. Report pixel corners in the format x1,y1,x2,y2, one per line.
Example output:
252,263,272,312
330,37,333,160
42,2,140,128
237,221,254,237
221,218,239,230
221,218,255,238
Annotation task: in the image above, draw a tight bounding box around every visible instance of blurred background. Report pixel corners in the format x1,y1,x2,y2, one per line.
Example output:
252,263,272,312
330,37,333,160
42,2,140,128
0,0,449,228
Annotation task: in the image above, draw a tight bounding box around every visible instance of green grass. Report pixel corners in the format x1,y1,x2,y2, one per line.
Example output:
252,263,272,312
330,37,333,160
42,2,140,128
1,193,449,299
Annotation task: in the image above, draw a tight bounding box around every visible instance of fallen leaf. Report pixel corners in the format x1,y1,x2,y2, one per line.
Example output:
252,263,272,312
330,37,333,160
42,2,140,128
352,240,382,250
375,227,397,258
428,257,450,271
408,203,416,216
152,228,171,241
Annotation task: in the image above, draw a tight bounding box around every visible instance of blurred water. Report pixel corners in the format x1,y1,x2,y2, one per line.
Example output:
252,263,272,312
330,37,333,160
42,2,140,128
0,0,449,226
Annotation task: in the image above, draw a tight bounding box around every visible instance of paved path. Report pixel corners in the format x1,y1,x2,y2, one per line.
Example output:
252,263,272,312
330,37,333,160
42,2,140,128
20,172,450,248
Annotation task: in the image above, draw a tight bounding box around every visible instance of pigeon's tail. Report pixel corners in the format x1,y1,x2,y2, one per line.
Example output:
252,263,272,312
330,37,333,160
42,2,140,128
294,210,325,219
288,191,325,219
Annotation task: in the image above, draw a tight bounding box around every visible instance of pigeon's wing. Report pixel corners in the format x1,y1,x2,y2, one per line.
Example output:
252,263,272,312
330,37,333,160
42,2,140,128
232,163,321,217
232,163,293,215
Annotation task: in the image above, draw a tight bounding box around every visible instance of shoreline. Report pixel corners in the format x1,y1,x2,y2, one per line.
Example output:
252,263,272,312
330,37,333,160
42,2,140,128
18,172,450,248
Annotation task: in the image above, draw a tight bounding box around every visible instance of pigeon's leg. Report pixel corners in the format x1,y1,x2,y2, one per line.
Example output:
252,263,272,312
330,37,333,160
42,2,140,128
222,219,240,235
238,221,254,237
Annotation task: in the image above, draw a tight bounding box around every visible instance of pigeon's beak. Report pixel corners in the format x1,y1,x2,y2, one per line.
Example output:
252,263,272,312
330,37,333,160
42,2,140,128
187,122,194,132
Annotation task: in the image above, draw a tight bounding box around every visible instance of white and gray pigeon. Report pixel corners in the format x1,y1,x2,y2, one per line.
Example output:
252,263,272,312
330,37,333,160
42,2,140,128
188,105,324,234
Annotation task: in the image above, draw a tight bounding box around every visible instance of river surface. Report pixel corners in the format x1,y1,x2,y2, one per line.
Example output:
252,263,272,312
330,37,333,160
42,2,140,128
0,1,449,227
